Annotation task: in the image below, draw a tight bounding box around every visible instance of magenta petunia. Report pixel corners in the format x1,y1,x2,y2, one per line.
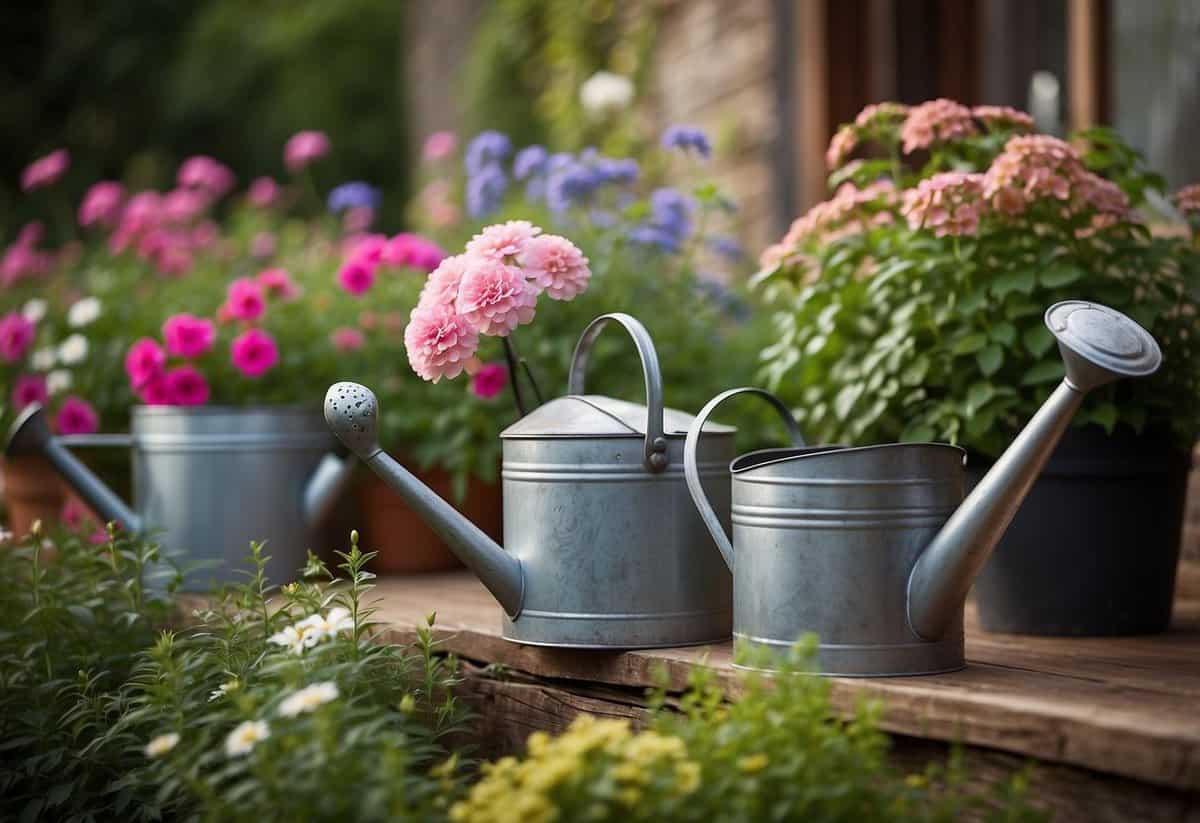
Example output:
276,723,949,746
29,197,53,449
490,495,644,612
455,258,539,336
403,304,480,382
470,363,508,399
54,396,100,435
247,176,279,208
137,375,171,406
0,312,36,363
162,313,216,358
125,337,167,391
21,149,70,192
337,259,376,296
519,233,591,301
257,267,300,300
284,130,331,173
465,220,541,262
11,374,47,410
225,277,266,321
164,366,211,406
177,155,235,198
230,328,279,378
383,233,447,273
78,181,124,228
330,327,366,352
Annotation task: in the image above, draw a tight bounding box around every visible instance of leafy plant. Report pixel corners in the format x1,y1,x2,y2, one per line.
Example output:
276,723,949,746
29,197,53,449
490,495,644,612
756,101,1200,455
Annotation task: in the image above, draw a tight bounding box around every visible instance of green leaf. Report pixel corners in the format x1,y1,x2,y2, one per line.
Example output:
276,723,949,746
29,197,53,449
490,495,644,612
1020,361,1065,385
990,269,1036,297
976,344,1003,377
901,422,937,442
1089,401,1118,432
951,333,988,356
1022,325,1055,357
989,323,1017,346
834,383,864,421
1039,264,1085,288
966,381,995,415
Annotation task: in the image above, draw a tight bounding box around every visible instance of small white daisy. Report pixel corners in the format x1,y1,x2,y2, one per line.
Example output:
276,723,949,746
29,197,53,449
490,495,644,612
277,682,340,718
22,299,47,323
144,732,180,759
224,720,269,758
67,297,102,327
57,334,88,365
46,369,72,395
209,679,240,701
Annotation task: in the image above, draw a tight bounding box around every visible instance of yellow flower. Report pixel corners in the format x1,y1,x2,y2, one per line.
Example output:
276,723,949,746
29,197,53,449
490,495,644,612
739,753,769,773
674,760,701,794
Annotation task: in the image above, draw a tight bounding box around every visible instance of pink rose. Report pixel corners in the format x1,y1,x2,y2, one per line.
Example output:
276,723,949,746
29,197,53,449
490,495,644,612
519,233,591,300
21,149,70,192
403,304,480,382
11,374,47,410
455,258,538,336
164,366,210,406
125,338,166,390
470,363,508,399
230,328,279,378
55,396,99,435
225,277,266,321
162,313,216,358
0,312,36,362
284,130,331,173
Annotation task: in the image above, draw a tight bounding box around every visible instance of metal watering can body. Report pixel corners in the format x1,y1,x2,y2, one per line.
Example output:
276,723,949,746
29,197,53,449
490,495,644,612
5,405,356,590
325,313,738,649
685,302,1163,675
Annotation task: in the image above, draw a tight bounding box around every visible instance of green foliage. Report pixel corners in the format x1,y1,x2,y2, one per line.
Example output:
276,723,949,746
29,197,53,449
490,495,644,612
452,638,1045,822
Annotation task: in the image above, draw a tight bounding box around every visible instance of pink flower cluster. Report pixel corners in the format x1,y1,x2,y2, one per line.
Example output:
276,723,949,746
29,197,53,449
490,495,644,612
79,182,125,228
1,222,53,287
768,180,898,256
1172,183,1200,216
0,311,36,362
404,221,592,382
900,99,977,154
21,149,70,192
982,135,1129,223
284,131,330,173
336,232,447,296
825,126,858,171
855,102,910,130
901,172,986,237
177,155,236,198
972,105,1035,132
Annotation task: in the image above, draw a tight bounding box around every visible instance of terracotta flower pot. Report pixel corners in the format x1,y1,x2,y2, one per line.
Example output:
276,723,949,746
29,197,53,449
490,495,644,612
358,461,501,574
1,455,66,536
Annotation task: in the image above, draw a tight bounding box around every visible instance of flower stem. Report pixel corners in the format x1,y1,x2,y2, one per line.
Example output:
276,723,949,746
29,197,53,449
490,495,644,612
501,337,529,417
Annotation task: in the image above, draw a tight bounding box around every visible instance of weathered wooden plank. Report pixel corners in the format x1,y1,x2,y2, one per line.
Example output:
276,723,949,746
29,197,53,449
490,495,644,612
371,569,1200,791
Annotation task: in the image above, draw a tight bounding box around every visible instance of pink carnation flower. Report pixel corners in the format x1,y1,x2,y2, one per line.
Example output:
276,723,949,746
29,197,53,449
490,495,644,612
331,327,366,352
0,312,36,363
901,172,986,237
247,176,279,208
164,366,210,406
225,278,266,321
900,99,977,154
403,304,480,382
465,221,541,262
162,313,216,358
423,131,457,160
257,267,300,300
78,182,124,228
21,149,70,192
418,254,469,311
55,396,99,435
177,155,235,198
125,338,167,390
284,130,331,173
455,258,539,336
11,374,47,410
519,233,591,300
230,329,279,378
337,259,376,296
470,363,508,399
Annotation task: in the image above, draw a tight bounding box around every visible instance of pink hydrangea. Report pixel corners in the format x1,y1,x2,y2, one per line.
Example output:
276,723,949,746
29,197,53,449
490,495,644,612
0,312,36,363
11,374,47,409
825,125,858,170
162,313,216,358
257,267,300,300
519,233,591,300
230,329,279,378
1174,183,1200,215
164,366,210,406
125,338,167,390
465,220,541,262
778,180,899,248
330,327,366,352
854,102,910,130
1073,171,1130,216
247,176,279,208
55,396,99,435
78,182,124,228
225,278,266,321
900,99,977,154
384,233,447,272
177,155,235,198
284,130,331,172
470,363,508,399
455,258,539,336
983,134,1084,215
418,254,469,311
972,105,1035,132
337,259,376,296
423,131,458,160
403,304,480,382
901,172,986,237
21,149,70,192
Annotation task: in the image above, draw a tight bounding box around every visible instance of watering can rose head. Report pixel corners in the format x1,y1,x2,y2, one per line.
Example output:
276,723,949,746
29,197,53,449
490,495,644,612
396,221,592,385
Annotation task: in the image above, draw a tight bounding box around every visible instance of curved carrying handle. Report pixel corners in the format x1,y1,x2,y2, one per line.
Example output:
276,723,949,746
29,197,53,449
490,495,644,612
568,313,668,473
683,387,804,570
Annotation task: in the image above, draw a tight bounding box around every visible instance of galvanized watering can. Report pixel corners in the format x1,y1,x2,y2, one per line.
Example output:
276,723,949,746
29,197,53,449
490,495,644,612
5,406,356,589
684,301,1162,675
324,313,752,649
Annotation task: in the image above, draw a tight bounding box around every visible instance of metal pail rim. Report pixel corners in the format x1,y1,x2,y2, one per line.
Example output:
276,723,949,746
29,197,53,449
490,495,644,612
731,441,966,474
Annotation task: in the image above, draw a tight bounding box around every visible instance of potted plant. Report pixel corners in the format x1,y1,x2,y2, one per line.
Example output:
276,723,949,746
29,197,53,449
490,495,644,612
754,99,1200,635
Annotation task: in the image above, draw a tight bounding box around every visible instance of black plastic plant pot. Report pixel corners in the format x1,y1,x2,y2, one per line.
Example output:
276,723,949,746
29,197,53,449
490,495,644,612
970,425,1192,637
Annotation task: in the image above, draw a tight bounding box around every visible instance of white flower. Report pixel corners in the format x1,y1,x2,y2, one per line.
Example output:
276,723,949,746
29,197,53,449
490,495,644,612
268,621,322,655
579,71,634,116
277,681,339,718
144,732,180,758
22,299,47,323
309,606,355,641
224,720,269,757
57,334,88,365
30,347,56,371
209,680,240,701
46,370,72,395
67,297,102,327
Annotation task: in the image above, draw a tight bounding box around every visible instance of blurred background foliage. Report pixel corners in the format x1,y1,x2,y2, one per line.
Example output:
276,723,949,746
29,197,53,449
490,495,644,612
0,0,410,234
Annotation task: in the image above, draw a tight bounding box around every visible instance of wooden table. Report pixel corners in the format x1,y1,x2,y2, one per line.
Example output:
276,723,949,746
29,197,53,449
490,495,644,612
374,564,1200,822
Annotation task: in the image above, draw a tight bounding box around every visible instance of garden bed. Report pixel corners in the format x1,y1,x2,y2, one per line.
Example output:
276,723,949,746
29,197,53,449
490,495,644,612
373,563,1200,823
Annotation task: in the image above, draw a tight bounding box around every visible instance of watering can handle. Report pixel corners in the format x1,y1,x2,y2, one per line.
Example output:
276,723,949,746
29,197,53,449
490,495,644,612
683,387,804,570
567,313,669,473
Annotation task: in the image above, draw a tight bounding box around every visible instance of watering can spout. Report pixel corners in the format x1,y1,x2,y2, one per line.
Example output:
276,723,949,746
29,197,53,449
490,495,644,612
302,448,357,529
4,404,143,534
907,301,1162,640
323,382,524,617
